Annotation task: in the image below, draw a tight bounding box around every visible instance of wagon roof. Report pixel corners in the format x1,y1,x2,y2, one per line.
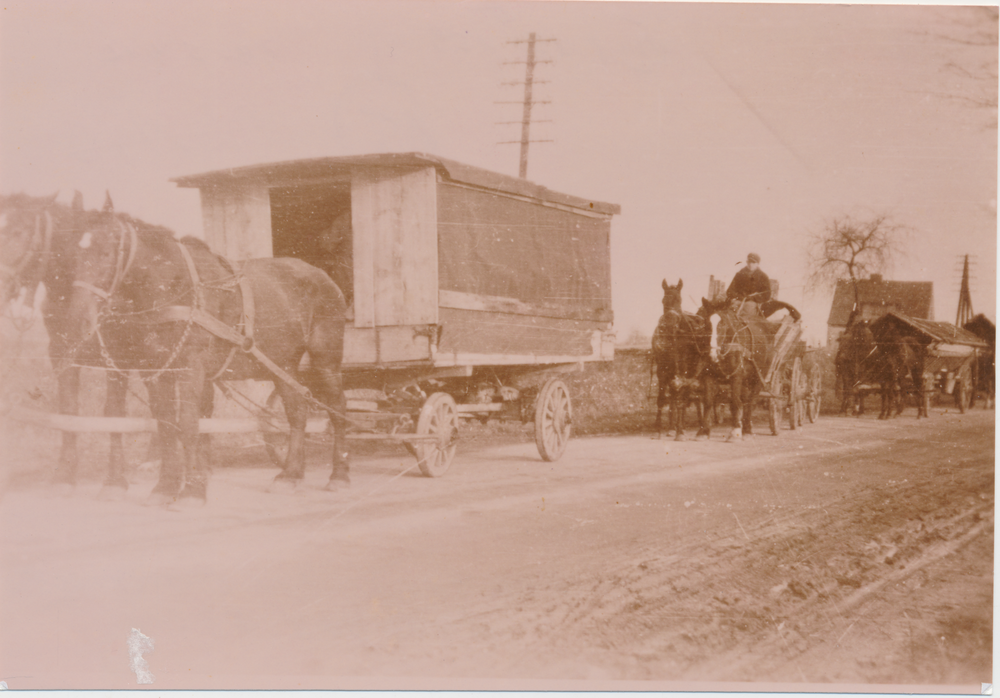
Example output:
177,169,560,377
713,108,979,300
171,152,621,216
875,311,989,348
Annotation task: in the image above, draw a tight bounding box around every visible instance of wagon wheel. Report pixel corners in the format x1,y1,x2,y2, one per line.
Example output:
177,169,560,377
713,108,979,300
535,378,572,462
788,357,802,431
768,368,783,436
414,392,459,478
807,369,822,423
262,388,291,468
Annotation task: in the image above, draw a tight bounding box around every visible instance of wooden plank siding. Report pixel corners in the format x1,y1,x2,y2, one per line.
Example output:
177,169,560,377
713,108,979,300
351,166,438,329
436,181,612,323
434,307,606,364
199,186,273,260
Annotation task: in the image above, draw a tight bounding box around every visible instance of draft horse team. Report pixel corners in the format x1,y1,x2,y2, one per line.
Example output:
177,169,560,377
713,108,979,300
1,192,351,505
653,279,803,443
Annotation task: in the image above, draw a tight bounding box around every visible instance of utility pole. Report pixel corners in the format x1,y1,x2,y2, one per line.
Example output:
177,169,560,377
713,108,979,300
956,254,975,326
496,33,555,179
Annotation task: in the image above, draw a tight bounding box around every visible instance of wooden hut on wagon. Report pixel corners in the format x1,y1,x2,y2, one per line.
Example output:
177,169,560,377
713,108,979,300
172,153,618,384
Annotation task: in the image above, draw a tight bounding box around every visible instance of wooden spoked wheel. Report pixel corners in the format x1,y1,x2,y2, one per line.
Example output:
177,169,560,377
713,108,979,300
535,379,572,462
414,392,459,477
768,369,783,436
807,369,822,423
788,357,802,431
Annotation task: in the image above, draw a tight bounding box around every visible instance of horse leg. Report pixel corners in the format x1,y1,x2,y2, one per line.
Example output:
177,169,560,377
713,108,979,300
163,364,206,502
100,370,130,495
146,375,183,504
726,383,743,442
654,369,667,437
271,383,309,487
913,368,927,418
52,362,81,487
742,393,754,435
305,311,350,490
311,365,350,490
696,377,714,440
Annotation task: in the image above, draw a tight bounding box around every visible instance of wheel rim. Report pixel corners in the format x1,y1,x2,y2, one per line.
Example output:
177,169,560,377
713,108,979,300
808,372,822,422
788,358,801,430
536,380,572,461
768,371,782,435
415,393,458,477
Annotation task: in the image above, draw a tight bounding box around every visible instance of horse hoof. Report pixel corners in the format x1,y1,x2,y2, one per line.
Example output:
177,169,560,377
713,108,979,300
171,494,207,511
268,477,299,494
146,490,177,507
325,479,350,492
674,433,686,442
725,431,742,443
179,483,207,501
695,434,709,442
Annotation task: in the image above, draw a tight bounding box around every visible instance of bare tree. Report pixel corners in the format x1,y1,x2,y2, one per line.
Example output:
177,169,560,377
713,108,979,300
931,6,998,128
806,214,910,308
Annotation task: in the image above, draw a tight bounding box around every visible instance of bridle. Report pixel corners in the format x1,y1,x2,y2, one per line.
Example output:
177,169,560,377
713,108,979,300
1,210,53,294
71,217,139,302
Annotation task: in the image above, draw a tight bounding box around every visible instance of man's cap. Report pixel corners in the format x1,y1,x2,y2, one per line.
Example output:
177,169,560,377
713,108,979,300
747,253,761,264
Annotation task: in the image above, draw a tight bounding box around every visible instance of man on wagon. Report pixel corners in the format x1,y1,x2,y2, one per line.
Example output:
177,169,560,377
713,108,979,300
727,253,801,321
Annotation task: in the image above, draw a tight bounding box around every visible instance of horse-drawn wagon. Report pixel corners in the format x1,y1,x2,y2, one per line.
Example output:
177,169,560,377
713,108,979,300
165,152,618,475
758,315,821,434
870,311,988,415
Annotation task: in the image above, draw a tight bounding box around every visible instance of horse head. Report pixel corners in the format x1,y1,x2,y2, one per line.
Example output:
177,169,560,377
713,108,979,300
0,192,58,305
698,296,734,362
661,279,683,315
68,196,139,340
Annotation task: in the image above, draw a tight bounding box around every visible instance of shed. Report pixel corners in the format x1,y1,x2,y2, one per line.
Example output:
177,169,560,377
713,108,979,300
172,153,619,372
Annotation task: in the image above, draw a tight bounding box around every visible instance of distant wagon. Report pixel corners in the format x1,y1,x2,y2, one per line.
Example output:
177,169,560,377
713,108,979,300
869,312,989,414
171,153,619,474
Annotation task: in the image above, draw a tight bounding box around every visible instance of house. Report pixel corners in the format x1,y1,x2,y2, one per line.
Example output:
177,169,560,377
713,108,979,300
827,274,933,346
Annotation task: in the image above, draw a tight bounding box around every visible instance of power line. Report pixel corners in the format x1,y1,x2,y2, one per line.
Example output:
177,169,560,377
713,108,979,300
496,33,556,179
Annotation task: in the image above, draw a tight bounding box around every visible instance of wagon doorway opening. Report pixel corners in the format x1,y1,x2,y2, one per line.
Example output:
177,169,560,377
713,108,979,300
270,184,354,310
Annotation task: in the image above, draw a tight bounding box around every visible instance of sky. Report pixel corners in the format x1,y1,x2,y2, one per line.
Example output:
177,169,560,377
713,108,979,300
2,0,996,346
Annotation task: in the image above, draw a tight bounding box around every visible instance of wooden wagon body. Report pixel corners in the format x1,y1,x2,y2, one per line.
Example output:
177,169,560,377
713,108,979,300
172,153,617,375
167,153,620,472
870,311,989,413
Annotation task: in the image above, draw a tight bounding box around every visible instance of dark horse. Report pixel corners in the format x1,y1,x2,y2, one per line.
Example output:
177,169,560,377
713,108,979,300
698,296,774,441
834,315,876,416
651,280,713,440
870,320,928,419
69,200,349,503
963,314,995,408
1,192,172,491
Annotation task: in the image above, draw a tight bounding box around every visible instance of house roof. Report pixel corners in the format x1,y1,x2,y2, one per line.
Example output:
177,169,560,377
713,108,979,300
827,276,934,327
171,152,621,217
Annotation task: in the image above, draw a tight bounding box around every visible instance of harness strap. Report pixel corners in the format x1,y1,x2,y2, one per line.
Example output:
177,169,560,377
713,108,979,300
172,243,309,399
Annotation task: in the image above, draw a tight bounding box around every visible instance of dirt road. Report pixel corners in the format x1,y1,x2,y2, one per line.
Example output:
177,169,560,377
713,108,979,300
0,408,993,691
